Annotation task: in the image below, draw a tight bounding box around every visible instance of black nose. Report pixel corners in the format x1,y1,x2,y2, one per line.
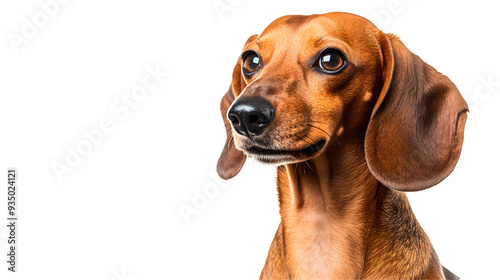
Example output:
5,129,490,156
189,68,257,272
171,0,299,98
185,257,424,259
227,97,274,138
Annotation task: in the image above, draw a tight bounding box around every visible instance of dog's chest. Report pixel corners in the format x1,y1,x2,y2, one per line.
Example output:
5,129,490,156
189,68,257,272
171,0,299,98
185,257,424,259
283,212,363,279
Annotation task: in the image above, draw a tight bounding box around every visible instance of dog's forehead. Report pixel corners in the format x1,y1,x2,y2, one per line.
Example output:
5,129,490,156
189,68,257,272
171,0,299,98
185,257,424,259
257,12,379,49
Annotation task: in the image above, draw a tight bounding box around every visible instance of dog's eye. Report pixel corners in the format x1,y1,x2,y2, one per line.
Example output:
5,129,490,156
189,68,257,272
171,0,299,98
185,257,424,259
242,52,262,76
316,49,346,74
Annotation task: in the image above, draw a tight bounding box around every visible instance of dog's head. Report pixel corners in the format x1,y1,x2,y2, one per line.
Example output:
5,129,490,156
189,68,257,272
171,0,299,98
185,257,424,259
217,12,468,191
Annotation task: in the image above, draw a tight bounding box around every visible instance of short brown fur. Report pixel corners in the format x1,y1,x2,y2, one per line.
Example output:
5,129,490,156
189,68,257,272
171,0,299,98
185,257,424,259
217,12,467,280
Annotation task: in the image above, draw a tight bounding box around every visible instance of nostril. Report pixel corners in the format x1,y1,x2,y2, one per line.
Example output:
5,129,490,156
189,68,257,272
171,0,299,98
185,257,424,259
228,115,240,126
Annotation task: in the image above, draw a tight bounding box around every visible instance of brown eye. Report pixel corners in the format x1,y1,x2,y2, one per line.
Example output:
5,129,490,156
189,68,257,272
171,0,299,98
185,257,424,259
242,52,261,76
317,50,345,73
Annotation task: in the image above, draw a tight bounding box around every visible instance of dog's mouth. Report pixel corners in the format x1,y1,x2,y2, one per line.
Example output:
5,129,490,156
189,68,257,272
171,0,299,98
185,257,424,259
244,139,326,164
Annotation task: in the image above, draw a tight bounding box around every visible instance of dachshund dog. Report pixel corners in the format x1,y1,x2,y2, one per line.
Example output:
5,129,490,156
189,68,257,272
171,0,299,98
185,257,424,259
216,12,467,280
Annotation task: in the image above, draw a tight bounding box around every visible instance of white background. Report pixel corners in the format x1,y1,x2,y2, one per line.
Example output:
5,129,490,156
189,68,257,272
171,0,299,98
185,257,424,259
0,0,499,279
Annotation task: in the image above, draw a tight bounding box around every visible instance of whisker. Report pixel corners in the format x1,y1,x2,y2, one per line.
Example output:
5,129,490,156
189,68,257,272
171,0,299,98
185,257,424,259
296,134,314,147
308,120,328,125
293,135,313,174
226,133,235,148
304,160,313,173
306,124,331,137
336,139,343,149
304,134,319,148
296,137,316,173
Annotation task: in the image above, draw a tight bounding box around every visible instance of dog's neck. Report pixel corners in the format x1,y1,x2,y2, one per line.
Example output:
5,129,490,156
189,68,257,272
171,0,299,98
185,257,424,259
280,139,379,213
276,139,382,279
275,137,441,279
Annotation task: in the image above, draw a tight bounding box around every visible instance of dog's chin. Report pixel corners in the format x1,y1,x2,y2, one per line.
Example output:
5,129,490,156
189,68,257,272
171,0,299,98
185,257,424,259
241,139,327,165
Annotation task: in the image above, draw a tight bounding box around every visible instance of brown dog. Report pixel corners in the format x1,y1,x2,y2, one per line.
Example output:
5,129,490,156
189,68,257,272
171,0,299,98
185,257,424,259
217,12,467,280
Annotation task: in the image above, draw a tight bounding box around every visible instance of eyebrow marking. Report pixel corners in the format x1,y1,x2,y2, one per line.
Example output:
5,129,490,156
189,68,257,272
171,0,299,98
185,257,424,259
256,38,261,46
314,36,325,47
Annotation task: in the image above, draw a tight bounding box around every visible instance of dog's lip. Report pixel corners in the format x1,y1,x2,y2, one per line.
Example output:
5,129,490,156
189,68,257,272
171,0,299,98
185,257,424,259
245,140,326,157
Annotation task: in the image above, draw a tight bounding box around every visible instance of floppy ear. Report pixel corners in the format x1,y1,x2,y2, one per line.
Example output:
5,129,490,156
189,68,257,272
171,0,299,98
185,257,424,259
365,33,468,191
216,85,246,179
217,60,251,180
216,34,259,180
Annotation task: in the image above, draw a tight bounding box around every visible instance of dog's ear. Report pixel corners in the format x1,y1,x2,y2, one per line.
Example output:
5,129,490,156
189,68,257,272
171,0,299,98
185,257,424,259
217,36,258,179
365,32,468,191
217,84,246,180
217,35,259,179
